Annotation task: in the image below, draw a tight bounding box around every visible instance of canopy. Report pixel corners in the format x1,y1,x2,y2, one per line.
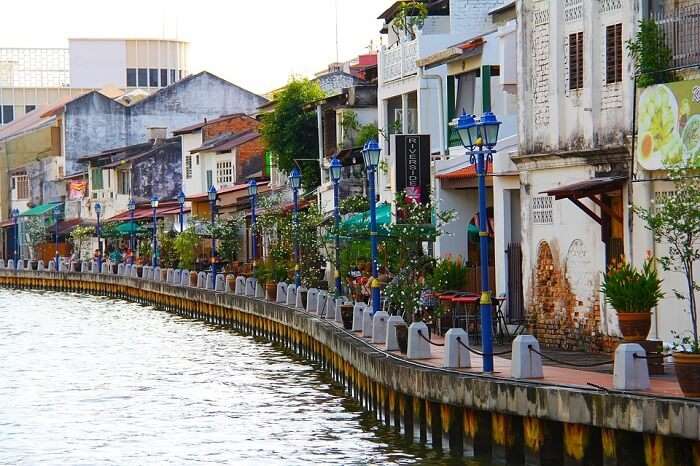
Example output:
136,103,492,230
341,203,391,230
20,202,62,217
115,222,149,236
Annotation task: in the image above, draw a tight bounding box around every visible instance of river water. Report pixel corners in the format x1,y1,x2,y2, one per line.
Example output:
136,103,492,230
0,289,492,466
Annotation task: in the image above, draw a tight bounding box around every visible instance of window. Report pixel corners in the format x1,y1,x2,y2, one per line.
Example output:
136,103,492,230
160,69,168,87
137,69,148,87
206,170,213,189
170,69,176,83
455,70,478,116
149,68,159,87
185,155,193,179
195,154,200,165
117,170,130,195
568,32,584,90
12,175,29,200
532,196,554,225
126,68,137,87
216,160,233,185
25,105,36,114
606,24,623,84
91,168,104,190
179,70,183,80
1,105,14,124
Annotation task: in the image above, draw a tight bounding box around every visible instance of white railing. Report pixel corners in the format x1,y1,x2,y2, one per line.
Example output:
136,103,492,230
381,39,419,83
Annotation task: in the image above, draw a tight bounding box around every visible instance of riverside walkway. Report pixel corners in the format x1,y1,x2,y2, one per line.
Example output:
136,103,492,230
0,265,698,466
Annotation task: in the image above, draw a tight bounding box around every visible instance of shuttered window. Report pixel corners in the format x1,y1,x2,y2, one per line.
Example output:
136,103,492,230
606,24,623,84
568,32,584,90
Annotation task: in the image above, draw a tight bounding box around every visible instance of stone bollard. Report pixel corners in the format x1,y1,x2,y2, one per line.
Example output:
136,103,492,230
246,277,256,296
385,315,406,351
59,261,68,272
197,272,206,288
306,288,319,313
443,328,471,368
6,259,14,270
81,261,89,273
407,322,431,360
205,272,214,290
613,343,650,390
37,260,45,271
0,259,4,269
166,269,174,284
286,285,297,306
235,276,246,295
352,303,365,331
180,269,189,287
48,260,56,272
153,267,161,282
125,264,132,277
215,274,226,292
511,335,544,379
372,311,389,344
131,265,139,279
117,263,124,276
333,298,347,323
172,269,181,285
276,282,288,303
295,286,307,309
316,291,328,316
361,307,373,338
255,281,265,298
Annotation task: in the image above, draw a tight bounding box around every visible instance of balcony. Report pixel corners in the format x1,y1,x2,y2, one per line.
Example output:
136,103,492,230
651,4,700,67
380,39,418,83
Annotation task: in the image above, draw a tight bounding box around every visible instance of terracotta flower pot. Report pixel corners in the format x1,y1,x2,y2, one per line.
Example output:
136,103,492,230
266,282,277,301
674,352,700,397
395,324,409,354
617,312,651,341
227,275,237,291
340,304,354,330
190,271,198,287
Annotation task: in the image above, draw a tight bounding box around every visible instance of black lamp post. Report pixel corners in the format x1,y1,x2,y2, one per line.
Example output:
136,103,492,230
329,157,343,298
208,185,218,275
289,167,302,288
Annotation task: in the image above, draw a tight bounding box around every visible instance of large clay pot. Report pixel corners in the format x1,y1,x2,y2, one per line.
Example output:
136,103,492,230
674,352,700,397
618,312,651,341
227,275,237,292
340,304,354,330
190,271,198,287
266,282,277,301
395,324,409,354
136,266,143,278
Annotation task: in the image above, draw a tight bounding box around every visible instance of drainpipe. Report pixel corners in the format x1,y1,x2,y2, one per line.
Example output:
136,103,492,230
317,104,325,209
418,68,446,156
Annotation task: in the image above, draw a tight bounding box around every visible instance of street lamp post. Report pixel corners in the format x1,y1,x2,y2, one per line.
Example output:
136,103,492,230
289,167,302,288
128,198,136,265
11,208,19,269
456,111,501,373
329,157,343,298
247,179,258,270
361,140,382,315
95,203,102,272
177,190,186,233
53,204,61,269
208,185,218,275
151,196,159,267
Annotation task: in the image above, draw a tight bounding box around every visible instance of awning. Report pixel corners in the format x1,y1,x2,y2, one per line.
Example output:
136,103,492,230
436,161,492,180
542,176,626,225
20,202,62,217
341,203,392,231
115,222,149,236
106,204,189,222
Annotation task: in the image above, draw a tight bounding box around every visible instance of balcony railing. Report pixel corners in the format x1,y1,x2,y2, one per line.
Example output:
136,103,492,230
652,4,700,68
381,39,418,83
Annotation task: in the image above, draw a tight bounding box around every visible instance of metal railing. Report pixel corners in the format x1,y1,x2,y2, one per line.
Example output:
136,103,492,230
652,4,700,68
381,39,419,83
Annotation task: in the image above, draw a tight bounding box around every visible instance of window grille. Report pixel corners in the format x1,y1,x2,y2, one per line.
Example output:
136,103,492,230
216,160,233,185
532,195,554,224
606,24,623,84
568,32,584,90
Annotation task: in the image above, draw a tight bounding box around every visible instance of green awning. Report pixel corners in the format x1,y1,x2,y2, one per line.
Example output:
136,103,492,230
20,202,62,217
342,202,392,230
115,222,148,236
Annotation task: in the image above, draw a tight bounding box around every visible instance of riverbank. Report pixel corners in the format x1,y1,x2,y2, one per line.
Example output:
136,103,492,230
2,268,699,465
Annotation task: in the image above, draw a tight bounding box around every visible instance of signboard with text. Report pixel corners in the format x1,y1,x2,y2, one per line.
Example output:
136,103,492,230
636,79,700,170
393,134,431,204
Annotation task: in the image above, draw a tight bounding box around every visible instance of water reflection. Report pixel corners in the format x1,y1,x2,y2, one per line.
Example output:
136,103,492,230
0,289,493,465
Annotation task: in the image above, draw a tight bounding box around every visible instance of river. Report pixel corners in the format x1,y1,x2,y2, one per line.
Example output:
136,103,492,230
0,289,493,465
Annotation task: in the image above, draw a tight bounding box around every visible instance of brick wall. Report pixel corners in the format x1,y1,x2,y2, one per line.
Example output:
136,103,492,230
449,0,504,35
236,136,266,182
203,115,260,142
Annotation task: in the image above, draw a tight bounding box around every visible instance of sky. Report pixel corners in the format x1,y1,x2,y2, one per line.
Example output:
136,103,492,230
2,0,395,95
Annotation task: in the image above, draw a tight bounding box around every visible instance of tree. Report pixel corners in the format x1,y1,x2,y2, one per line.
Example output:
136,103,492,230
23,217,49,260
157,230,179,268
69,225,94,260
174,227,201,270
627,19,674,88
391,1,429,41
209,214,243,264
636,164,700,350
261,78,325,190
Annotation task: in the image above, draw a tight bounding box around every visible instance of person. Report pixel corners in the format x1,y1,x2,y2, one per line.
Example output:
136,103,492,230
109,247,122,264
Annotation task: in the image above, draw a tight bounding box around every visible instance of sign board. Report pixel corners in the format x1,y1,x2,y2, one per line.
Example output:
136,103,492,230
636,79,700,170
68,181,87,200
393,134,431,204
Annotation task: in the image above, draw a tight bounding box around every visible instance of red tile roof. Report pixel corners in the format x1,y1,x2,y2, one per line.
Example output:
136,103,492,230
436,161,492,180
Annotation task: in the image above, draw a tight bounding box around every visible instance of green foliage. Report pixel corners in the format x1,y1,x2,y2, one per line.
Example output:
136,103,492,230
260,78,325,190
174,227,200,270
392,1,429,40
340,111,360,148
600,256,664,313
157,230,178,268
253,259,288,285
635,162,700,350
138,240,152,264
383,256,434,323
427,256,468,292
340,194,369,215
100,222,120,239
356,122,379,147
208,214,243,264
69,225,94,260
23,217,49,259
627,19,675,88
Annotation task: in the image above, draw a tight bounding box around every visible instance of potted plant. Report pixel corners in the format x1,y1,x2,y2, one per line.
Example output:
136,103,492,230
266,261,288,301
190,271,198,287
601,256,663,341
340,303,354,330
